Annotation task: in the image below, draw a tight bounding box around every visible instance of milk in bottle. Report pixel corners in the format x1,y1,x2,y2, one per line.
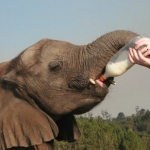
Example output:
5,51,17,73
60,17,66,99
98,36,143,82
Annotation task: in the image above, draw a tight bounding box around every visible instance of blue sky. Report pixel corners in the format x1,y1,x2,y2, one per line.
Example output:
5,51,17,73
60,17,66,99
1,1,150,117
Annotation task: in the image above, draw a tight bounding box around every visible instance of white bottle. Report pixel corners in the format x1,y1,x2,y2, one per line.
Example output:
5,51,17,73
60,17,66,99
99,36,143,82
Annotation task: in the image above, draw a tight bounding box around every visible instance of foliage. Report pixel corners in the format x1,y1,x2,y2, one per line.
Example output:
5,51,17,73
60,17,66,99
54,108,150,150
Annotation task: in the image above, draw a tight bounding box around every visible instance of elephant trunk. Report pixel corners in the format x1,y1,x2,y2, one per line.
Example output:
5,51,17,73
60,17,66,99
86,30,139,69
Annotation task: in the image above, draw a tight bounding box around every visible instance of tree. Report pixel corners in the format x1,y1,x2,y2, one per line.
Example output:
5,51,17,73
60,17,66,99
135,106,139,115
139,108,146,115
117,112,125,119
122,129,147,150
101,109,112,120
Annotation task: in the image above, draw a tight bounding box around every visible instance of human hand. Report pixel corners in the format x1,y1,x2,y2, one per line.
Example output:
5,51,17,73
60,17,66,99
128,37,150,68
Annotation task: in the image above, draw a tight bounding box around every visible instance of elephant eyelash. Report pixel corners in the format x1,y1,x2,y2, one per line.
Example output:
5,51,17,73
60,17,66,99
49,61,63,73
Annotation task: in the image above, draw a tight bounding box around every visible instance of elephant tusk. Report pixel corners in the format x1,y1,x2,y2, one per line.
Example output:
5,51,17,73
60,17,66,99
89,78,95,85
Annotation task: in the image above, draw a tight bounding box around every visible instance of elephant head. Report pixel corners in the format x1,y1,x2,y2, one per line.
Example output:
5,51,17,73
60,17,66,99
0,30,138,150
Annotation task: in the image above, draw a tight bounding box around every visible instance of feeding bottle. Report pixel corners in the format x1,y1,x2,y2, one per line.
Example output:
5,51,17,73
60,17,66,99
98,36,143,82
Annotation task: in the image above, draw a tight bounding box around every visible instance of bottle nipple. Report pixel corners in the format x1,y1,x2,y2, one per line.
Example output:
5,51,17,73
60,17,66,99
99,75,106,82
98,75,116,85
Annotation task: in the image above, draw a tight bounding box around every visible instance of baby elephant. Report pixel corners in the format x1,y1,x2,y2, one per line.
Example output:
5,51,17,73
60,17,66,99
0,30,138,150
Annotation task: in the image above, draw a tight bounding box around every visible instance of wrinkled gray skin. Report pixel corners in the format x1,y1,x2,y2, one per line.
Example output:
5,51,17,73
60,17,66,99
0,30,138,150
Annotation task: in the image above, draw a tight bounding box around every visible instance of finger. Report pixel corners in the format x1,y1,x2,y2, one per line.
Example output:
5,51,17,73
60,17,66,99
132,48,139,61
143,49,150,57
135,38,150,44
128,52,134,63
129,47,134,56
135,38,150,49
137,50,148,64
128,48,135,63
137,46,149,54
128,54,135,63
137,50,150,68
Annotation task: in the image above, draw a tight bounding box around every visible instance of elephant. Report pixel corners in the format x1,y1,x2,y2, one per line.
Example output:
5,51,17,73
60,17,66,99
0,30,139,150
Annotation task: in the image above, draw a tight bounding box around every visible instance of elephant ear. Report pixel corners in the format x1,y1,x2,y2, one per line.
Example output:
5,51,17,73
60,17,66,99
0,90,58,150
56,115,81,142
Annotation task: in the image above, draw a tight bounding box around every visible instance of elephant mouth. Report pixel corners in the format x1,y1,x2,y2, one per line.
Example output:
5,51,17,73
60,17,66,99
89,77,116,87
87,76,115,100
87,68,116,99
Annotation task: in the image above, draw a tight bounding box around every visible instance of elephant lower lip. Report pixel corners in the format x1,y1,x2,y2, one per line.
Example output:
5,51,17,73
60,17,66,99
93,86,109,99
96,79,105,87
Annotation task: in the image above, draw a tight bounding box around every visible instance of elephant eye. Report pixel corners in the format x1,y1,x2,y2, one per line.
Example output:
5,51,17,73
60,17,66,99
69,77,88,90
49,61,63,73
